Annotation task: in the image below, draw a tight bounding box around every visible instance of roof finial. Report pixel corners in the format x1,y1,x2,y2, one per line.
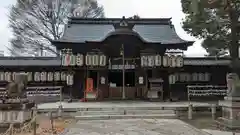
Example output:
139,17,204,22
122,16,126,19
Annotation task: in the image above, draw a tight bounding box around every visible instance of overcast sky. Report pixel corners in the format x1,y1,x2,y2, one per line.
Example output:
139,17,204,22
0,0,207,56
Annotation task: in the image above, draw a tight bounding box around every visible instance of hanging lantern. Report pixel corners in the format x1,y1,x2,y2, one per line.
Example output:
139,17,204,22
139,76,144,84
169,75,173,84
69,53,76,66
12,72,16,81
34,72,41,82
99,55,106,66
4,72,11,82
54,72,60,81
176,56,183,67
100,77,105,84
147,55,154,67
85,54,92,66
76,53,84,66
61,53,66,66
155,55,161,66
0,72,4,81
27,72,33,81
92,55,99,66
40,72,47,82
204,73,210,81
192,73,198,82
47,72,54,81
61,72,67,81
171,56,177,68
168,56,173,67
141,56,148,67
67,74,74,86
163,55,168,67
198,73,204,82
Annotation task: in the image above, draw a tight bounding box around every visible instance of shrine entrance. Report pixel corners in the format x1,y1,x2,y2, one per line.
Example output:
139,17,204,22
108,70,136,99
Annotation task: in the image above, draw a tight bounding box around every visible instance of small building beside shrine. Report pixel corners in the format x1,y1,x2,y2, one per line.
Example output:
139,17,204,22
0,17,230,102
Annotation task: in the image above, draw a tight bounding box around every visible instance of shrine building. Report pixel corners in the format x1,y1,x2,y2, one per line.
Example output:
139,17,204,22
0,17,230,102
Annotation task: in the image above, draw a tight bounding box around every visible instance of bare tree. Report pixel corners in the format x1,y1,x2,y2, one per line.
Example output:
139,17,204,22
9,0,105,56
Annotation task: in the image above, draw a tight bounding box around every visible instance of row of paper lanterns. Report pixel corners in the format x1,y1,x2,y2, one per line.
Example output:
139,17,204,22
0,72,72,83
61,53,107,66
141,55,183,67
169,73,211,84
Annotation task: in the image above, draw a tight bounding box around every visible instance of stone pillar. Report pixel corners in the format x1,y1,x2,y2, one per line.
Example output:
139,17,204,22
188,104,193,120
211,104,216,120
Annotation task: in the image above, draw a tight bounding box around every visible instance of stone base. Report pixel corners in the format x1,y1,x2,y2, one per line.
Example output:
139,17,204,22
216,117,240,130
218,99,240,130
0,110,32,125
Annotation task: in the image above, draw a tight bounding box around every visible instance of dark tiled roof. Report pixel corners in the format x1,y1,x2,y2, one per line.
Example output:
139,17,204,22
0,57,230,66
56,18,193,44
61,24,115,43
133,25,187,44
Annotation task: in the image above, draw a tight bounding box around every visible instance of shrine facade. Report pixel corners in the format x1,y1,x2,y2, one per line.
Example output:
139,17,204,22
0,17,231,102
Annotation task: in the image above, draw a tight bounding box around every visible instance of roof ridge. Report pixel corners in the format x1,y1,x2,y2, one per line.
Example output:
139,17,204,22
68,17,172,25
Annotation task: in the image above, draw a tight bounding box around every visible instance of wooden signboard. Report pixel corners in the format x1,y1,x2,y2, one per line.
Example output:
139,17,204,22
86,78,93,92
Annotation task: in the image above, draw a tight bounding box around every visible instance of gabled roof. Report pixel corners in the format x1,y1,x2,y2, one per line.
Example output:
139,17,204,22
54,17,193,46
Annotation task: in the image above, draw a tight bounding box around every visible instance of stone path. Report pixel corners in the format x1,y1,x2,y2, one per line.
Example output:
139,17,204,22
61,119,209,135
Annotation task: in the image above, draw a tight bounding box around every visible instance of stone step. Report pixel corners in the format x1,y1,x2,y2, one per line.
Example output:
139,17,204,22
125,109,175,115
75,114,177,120
77,110,125,116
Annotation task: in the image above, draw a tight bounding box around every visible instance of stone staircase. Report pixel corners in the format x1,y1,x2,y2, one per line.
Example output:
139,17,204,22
74,107,177,120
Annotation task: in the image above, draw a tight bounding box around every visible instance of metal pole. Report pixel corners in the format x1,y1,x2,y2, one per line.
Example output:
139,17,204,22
122,44,125,99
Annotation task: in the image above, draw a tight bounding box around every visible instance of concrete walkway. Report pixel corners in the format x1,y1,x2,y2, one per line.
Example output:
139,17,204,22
62,119,210,135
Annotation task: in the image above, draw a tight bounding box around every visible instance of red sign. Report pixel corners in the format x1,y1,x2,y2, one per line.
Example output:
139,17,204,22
86,78,93,92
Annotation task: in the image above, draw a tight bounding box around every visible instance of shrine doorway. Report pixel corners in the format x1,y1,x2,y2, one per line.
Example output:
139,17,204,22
108,70,136,99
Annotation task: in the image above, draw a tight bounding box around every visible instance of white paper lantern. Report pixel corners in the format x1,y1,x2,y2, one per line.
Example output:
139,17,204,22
163,56,168,67
40,72,47,82
198,73,204,82
169,75,173,84
27,72,33,81
0,72,4,81
155,55,161,66
99,55,106,66
100,77,105,84
147,55,154,67
34,72,41,82
4,72,11,82
85,55,92,66
61,54,67,66
192,73,198,82
171,56,177,68
76,53,84,66
139,76,144,84
168,56,173,67
176,56,183,67
61,72,66,81
66,74,74,86
12,72,16,81
92,55,99,66
69,54,76,66
54,72,60,81
47,72,54,81
204,73,210,81
141,56,148,67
